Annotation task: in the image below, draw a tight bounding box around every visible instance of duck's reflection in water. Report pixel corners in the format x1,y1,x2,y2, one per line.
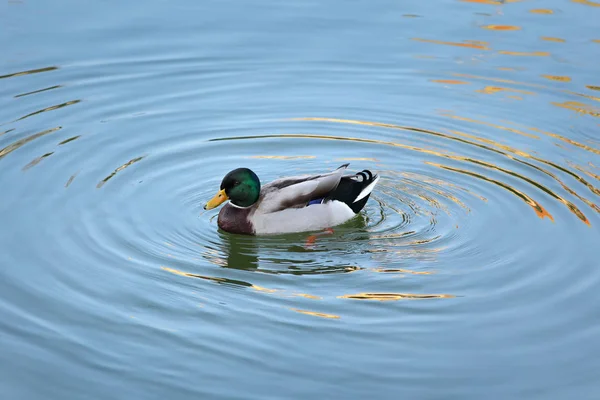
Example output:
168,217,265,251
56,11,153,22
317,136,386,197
218,231,259,271
217,216,368,276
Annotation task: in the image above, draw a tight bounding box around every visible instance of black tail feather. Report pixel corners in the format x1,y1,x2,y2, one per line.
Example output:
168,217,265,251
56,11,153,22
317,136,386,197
326,169,379,213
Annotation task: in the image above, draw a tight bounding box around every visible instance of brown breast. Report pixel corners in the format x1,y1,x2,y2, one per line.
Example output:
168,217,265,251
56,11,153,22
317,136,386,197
217,204,255,235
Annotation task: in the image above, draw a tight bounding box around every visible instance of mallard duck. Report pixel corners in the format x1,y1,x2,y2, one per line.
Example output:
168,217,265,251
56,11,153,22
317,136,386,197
204,164,379,235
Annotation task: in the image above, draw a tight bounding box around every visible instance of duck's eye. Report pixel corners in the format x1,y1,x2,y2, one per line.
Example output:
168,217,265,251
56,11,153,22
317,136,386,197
233,180,240,186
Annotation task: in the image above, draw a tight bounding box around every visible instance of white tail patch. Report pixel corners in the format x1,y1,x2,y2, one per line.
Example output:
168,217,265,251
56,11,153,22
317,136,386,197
353,175,380,203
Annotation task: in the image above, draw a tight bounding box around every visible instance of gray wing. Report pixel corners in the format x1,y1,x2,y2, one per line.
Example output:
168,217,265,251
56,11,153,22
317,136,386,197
257,164,349,213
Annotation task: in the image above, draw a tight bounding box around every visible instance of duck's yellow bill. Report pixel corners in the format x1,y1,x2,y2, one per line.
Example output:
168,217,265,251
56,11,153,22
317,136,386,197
204,189,228,210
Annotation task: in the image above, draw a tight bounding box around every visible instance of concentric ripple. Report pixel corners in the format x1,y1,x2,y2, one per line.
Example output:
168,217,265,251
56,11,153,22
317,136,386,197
2,0,600,396
1,52,599,314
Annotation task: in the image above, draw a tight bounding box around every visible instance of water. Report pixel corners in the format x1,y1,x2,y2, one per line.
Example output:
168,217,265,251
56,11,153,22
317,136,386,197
2,0,600,398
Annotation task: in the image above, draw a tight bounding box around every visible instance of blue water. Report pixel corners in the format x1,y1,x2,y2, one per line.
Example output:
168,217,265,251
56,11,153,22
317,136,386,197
2,0,600,398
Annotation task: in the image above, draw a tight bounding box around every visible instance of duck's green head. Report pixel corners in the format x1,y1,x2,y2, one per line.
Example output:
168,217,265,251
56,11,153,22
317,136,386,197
204,168,261,210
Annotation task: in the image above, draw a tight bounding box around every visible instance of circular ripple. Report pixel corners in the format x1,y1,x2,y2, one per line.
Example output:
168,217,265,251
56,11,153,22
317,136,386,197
1,56,599,315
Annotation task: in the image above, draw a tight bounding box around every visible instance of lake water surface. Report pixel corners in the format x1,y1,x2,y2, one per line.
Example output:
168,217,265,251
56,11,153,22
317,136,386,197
2,0,600,398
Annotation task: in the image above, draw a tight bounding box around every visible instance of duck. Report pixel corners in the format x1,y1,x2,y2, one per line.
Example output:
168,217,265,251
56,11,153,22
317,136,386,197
203,163,380,235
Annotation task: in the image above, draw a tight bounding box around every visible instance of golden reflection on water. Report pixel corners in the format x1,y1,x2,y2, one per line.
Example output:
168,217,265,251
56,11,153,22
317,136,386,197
401,170,488,202
530,8,554,14
481,25,520,30
568,162,600,181
161,267,330,298
162,266,257,289
299,117,599,223
0,66,58,80
294,293,322,300
230,117,599,224
541,37,566,43
431,79,470,85
97,156,145,188
0,126,61,160
252,285,278,293
15,100,80,122
441,108,600,154
541,75,572,82
571,0,600,6
587,86,600,92
338,293,454,301
426,161,555,221
476,86,535,96
411,38,489,50
290,309,340,319
552,101,600,118
451,72,600,103
498,51,550,57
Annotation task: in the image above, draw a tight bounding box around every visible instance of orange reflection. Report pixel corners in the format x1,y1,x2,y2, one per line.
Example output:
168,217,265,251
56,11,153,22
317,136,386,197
476,86,535,95
552,101,600,117
411,38,489,50
587,86,600,91
541,75,572,82
444,114,600,191
499,51,550,56
290,309,340,319
427,162,555,221
431,79,470,84
271,119,598,223
571,0,600,6
530,8,554,13
481,25,521,30
451,73,600,103
541,37,566,43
